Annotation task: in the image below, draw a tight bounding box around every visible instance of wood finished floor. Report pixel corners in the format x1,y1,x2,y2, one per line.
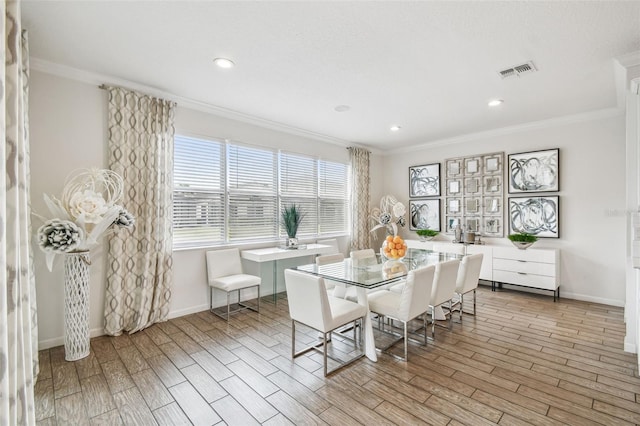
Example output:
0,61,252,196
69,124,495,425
35,286,640,425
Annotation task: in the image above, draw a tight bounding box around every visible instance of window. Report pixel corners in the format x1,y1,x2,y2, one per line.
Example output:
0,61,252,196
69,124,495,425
173,135,349,248
173,136,225,247
227,144,277,241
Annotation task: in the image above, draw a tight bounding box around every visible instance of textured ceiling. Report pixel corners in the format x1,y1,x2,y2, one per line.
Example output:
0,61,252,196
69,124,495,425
21,1,640,150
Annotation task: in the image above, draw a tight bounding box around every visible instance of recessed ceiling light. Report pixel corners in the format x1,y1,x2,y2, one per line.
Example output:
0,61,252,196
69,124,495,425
390,125,401,132
213,57,235,69
488,99,504,107
334,105,350,112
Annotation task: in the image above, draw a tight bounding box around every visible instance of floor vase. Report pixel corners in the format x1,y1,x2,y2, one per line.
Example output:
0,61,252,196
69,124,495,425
64,251,91,361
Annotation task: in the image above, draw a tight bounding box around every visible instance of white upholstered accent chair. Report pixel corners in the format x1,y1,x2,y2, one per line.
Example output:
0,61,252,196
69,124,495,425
205,248,261,321
429,259,461,337
367,265,435,361
284,269,367,376
452,253,483,320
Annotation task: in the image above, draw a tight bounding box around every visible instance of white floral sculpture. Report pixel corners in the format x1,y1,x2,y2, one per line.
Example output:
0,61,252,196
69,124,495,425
36,168,135,270
369,194,406,239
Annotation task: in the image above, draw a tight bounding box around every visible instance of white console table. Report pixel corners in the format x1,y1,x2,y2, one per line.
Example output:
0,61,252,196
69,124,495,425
241,244,334,303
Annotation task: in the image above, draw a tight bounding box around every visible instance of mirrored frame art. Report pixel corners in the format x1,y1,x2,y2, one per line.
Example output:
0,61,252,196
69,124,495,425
409,163,440,197
508,148,559,193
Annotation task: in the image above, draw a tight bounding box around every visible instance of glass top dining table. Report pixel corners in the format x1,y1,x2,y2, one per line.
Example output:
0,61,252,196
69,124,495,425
294,247,464,289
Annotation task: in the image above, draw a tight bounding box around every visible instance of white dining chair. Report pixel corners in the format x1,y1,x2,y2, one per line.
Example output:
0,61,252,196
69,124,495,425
317,238,340,254
452,253,483,320
205,248,261,321
316,253,345,292
432,242,466,255
367,265,435,361
429,259,461,337
349,248,376,260
284,269,367,376
341,248,378,301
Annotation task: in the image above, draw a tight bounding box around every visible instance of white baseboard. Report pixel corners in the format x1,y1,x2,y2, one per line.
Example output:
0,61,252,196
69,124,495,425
38,326,106,350
167,303,209,319
624,339,637,354
560,291,624,307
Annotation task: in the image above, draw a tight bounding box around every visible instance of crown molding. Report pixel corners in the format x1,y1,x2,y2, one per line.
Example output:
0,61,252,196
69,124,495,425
615,50,640,68
29,57,375,151
390,107,625,155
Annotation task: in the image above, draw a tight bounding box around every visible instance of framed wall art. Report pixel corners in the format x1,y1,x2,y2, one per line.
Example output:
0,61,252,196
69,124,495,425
508,148,559,193
409,199,441,231
508,196,559,238
444,151,505,237
409,163,440,197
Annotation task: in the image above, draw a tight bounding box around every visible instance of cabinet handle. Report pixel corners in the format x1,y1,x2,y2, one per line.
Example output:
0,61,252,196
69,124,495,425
517,260,527,263
517,272,527,275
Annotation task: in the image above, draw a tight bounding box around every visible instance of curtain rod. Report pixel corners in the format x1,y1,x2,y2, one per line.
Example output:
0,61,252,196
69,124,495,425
98,84,177,106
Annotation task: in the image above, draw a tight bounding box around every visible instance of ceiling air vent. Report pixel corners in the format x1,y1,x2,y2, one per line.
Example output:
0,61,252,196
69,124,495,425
498,61,537,79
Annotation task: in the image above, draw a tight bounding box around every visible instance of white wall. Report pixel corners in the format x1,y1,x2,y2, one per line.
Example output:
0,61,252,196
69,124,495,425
30,70,378,348
382,113,627,306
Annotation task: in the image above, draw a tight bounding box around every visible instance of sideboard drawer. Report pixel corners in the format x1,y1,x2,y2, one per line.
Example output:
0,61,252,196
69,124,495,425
493,269,557,290
493,258,556,276
493,247,556,263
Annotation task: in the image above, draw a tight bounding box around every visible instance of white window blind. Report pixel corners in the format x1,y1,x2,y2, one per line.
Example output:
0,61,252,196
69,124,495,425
173,135,225,248
227,144,277,241
279,152,318,237
319,160,349,234
172,134,350,247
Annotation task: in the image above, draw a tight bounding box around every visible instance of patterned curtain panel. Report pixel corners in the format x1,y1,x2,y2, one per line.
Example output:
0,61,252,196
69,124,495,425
1,5,39,424
348,147,371,250
104,86,176,335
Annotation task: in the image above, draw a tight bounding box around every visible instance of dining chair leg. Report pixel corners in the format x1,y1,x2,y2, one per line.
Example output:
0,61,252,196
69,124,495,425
460,294,464,321
322,332,328,377
291,320,297,358
473,289,476,315
227,292,231,321
423,313,428,344
431,307,436,338
403,321,408,361
449,300,453,330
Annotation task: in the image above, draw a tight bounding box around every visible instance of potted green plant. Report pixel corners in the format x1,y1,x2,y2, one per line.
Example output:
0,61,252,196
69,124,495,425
281,204,305,248
416,229,439,242
508,232,538,250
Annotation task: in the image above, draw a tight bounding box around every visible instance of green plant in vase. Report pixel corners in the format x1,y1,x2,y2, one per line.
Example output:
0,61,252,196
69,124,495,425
508,232,538,250
281,204,305,248
416,229,439,241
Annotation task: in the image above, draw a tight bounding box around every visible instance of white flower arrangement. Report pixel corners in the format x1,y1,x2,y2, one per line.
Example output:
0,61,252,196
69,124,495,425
36,168,135,270
370,194,406,238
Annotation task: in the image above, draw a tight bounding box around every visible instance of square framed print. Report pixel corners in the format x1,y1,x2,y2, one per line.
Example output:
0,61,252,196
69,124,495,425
464,156,482,176
464,177,481,195
484,217,502,236
446,159,462,177
447,179,461,196
508,148,559,193
484,197,501,215
409,163,440,197
446,198,461,214
446,216,461,234
508,196,559,238
483,153,502,175
409,199,441,231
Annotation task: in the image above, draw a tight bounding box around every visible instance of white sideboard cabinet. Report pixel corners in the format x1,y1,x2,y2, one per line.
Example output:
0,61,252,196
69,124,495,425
405,240,560,301
492,246,560,301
